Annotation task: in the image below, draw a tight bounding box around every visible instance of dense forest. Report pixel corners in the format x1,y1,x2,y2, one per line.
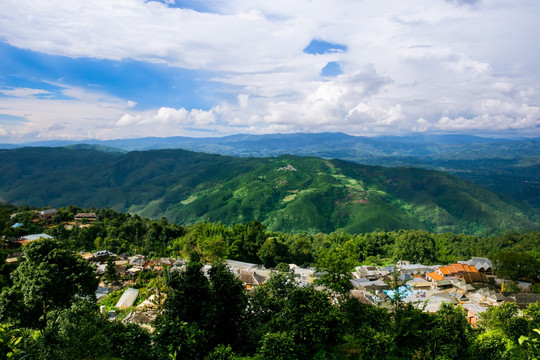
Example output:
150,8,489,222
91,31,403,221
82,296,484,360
2,204,540,273
1,147,538,236
4,133,538,213
2,204,540,358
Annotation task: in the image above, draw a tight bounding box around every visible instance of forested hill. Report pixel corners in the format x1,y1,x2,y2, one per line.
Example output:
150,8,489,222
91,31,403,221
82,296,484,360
0,147,537,235
2,133,540,212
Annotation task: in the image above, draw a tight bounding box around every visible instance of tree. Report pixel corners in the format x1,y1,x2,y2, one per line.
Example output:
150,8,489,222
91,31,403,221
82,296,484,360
275,286,343,359
480,302,528,343
425,303,472,359
393,230,437,264
258,331,298,360
470,330,517,360
315,244,355,297
0,239,98,329
257,237,288,268
104,258,119,283
340,297,393,359
493,251,539,281
207,262,247,348
154,254,247,360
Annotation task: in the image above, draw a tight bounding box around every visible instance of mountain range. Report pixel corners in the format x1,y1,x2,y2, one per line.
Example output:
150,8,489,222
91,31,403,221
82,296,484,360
0,146,538,235
2,132,539,212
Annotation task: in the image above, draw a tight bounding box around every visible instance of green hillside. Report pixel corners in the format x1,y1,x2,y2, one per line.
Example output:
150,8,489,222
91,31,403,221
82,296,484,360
0,147,537,235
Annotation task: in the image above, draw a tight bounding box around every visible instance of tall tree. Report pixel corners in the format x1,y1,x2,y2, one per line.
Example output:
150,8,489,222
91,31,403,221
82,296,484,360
0,239,98,329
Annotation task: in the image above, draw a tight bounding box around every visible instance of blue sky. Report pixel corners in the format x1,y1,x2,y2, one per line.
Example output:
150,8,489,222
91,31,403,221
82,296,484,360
0,0,539,142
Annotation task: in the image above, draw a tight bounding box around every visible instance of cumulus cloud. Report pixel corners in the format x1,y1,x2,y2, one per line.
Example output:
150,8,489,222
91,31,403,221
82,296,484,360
1,0,540,138
437,101,540,131
117,107,216,128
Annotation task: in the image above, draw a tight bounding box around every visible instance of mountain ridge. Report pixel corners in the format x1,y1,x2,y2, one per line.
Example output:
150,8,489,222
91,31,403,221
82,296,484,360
0,146,537,235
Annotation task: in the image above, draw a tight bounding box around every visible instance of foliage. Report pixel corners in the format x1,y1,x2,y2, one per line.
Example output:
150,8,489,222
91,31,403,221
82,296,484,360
153,254,247,360
0,323,25,360
0,147,538,236
104,258,119,283
493,251,540,281
2,204,540,358
0,239,98,329
314,243,355,297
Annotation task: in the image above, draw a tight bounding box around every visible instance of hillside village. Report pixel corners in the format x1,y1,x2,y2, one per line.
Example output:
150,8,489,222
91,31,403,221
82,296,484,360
3,205,540,358
4,211,540,330
88,254,540,328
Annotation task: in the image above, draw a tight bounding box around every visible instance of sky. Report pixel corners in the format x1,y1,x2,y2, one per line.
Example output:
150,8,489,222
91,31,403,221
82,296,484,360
0,0,539,142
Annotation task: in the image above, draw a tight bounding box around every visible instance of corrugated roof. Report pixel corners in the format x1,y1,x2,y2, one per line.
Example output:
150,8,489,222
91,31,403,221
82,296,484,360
19,233,53,241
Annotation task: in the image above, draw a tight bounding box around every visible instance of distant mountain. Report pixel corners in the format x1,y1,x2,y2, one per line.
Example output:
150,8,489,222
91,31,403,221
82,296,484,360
0,147,537,235
1,133,539,211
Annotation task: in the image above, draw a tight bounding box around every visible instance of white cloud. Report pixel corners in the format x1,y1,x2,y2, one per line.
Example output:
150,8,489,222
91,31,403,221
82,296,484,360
1,0,540,138
237,94,249,109
0,88,52,98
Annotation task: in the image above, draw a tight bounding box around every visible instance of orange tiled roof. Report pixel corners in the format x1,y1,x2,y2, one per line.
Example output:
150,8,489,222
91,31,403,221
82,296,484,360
469,265,479,273
446,265,457,274
439,267,451,275
453,263,465,272
427,272,444,282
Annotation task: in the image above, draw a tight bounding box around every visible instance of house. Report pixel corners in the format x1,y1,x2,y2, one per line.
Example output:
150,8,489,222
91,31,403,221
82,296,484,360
5,257,20,265
437,263,478,278
462,272,489,284
459,257,493,275
462,303,488,326
290,264,315,284
74,212,99,222
426,271,444,283
92,250,116,261
354,265,380,280
350,290,379,305
36,209,58,219
238,269,267,290
398,264,438,277
96,286,111,301
469,288,509,305
450,279,475,293
127,266,144,278
17,233,53,245
407,277,432,290
503,293,540,309
433,279,453,290
128,255,146,266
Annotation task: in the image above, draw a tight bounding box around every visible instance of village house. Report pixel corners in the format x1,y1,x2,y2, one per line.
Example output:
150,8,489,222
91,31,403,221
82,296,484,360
459,257,493,275
15,233,54,246
462,303,488,326
36,208,58,219
74,212,99,222
238,269,268,290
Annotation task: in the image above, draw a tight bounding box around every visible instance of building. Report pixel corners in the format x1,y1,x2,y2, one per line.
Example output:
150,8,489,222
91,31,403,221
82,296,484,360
74,212,99,222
